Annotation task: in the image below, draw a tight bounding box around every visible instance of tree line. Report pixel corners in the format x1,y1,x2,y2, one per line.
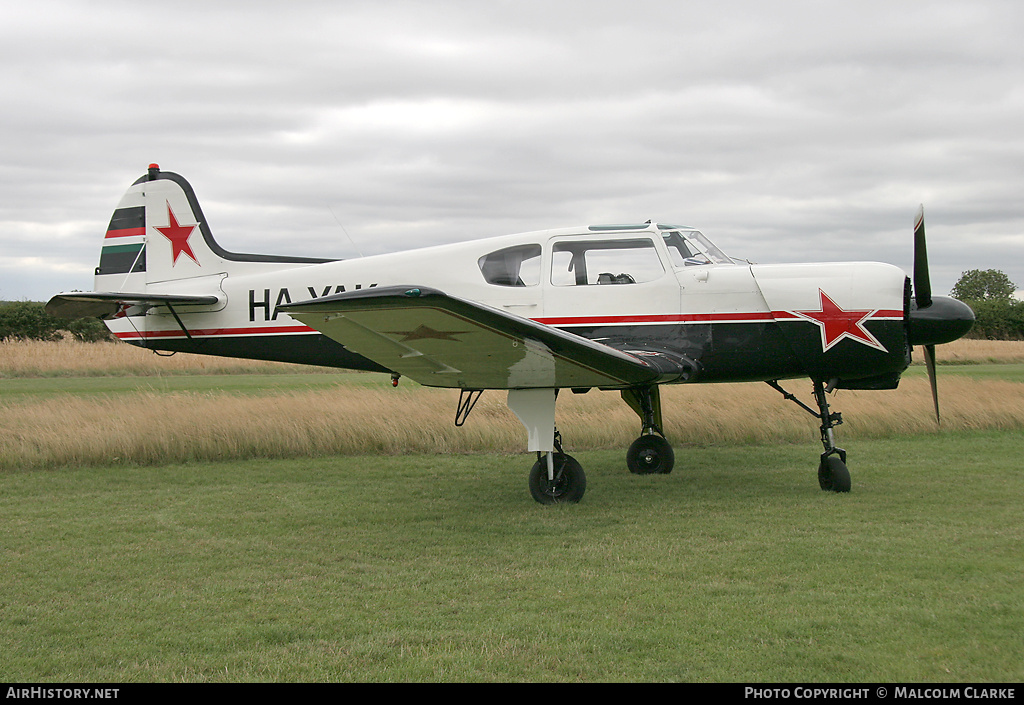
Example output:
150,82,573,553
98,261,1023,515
3,268,1022,341
948,269,1024,340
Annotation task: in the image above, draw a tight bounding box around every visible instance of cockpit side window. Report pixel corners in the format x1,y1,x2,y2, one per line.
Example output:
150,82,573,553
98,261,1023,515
550,238,664,286
478,244,542,287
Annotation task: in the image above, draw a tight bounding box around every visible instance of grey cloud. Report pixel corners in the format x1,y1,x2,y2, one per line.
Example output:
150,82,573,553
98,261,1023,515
2,0,1023,300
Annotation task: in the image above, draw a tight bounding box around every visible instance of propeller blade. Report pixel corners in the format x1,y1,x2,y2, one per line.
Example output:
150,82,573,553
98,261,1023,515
913,205,932,308
923,343,940,424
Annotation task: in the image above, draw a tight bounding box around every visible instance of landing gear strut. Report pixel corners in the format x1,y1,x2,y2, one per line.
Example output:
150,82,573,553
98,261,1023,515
621,386,674,474
528,430,587,504
506,388,587,504
767,379,852,493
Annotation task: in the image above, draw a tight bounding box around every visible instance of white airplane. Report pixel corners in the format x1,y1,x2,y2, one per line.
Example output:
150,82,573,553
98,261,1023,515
47,165,975,503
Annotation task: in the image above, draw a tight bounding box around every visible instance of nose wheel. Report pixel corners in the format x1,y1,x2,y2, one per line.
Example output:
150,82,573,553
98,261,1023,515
768,379,852,493
818,454,851,492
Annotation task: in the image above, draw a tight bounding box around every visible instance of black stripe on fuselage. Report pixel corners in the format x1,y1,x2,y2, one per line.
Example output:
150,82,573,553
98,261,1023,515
124,318,909,386
556,321,806,383
555,318,908,384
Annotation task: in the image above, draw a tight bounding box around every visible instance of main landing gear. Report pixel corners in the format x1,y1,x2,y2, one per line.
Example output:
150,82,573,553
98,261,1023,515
621,386,674,475
767,379,852,493
503,386,676,504
481,380,850,503
504,388,588,504
527,430,587,504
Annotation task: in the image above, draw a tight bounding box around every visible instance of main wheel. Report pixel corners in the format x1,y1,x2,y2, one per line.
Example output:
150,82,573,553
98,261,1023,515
818,455,852,493
626,434,675,475
529,453,586,504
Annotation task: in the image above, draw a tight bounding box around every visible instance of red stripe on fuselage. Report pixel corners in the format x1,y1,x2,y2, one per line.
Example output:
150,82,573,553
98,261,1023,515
533,312,776,325
533,311,903,326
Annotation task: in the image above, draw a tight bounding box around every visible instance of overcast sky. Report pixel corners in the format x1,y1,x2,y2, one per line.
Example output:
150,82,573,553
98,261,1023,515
3,0,1023,301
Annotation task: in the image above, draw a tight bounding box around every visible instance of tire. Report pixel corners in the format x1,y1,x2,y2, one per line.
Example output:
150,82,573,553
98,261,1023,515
626,435,675,475
818,455,852,493
529,453,586,504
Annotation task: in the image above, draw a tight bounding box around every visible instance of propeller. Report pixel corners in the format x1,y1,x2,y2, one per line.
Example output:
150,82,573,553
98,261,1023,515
913,205,932,309
908,205,975,423
913,205,940,422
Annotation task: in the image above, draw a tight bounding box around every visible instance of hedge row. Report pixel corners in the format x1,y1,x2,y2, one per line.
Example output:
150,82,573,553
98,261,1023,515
961,298,1024,341
0,301,113,342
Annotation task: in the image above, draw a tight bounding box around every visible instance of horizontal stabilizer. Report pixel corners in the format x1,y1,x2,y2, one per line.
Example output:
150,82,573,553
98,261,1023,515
282,286,685,389
45,292,220,320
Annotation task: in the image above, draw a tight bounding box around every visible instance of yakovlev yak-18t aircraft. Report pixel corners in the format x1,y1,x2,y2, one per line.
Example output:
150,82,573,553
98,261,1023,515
48,165,975,503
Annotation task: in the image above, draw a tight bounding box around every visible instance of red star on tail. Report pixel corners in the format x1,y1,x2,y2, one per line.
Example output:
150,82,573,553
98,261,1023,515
791,289,887,352
155,202,199,265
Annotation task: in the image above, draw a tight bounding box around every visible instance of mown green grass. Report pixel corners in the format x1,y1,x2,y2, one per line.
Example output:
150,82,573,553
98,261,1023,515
905,362,1024,382
2,431,1021,682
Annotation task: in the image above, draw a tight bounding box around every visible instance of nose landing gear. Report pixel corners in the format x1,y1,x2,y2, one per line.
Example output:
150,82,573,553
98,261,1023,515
768,379,851,493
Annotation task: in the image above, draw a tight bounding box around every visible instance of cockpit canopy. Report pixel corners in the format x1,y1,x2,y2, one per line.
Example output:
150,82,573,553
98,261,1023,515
477,223,733,288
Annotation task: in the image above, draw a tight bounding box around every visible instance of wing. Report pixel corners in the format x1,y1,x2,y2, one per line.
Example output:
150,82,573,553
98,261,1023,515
45,292,220,320
282,286,687,389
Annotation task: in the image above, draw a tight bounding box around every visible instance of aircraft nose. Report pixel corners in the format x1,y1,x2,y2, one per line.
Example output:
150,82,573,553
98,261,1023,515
907,295,975,346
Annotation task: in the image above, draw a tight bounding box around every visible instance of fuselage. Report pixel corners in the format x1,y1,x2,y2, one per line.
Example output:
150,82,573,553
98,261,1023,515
105,222,914,388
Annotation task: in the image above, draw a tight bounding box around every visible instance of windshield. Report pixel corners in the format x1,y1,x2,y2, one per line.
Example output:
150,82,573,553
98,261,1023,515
659,226,732,266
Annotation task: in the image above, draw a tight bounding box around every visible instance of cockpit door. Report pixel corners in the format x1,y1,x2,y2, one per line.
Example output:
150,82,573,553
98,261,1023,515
538,233,681,334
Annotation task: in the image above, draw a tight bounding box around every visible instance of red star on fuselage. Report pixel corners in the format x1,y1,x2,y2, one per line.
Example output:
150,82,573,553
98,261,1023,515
791,289,887,352
154,202,199,266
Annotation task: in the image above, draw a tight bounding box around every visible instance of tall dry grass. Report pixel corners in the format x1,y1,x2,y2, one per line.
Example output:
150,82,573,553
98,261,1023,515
3,337,1023,469
2,377,1023,470
0,338,329,377
917,338,1024,365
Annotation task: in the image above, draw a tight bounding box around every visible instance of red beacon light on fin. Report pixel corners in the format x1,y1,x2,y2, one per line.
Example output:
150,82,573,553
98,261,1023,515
147,163,161,181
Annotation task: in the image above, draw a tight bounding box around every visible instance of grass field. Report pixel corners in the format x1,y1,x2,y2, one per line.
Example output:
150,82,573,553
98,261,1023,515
2,434,1022,682
1,339,1022,681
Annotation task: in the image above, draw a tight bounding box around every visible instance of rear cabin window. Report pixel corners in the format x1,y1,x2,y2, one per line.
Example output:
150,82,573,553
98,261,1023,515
551,238,664,286
478,244,542,286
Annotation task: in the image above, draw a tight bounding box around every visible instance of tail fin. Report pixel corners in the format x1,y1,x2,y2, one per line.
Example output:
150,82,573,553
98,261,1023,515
96,164,211,289
47,164,333,321
95,164,332,290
